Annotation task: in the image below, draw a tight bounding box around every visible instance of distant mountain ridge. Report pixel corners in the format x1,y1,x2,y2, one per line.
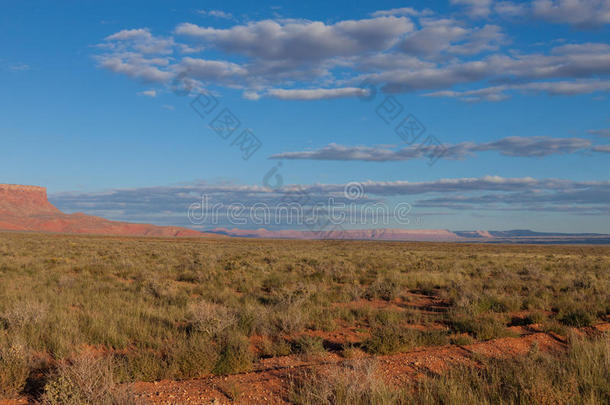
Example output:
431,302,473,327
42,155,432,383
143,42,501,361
211,227,610,244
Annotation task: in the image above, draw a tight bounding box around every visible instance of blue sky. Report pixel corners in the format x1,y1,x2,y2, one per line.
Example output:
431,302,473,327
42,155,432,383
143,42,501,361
1,0,610,232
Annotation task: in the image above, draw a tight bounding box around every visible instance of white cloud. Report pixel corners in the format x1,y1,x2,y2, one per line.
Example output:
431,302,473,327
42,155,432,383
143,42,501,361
496,0,610,27
97,52,172,82
137,89,157,97
50,177,610,228
8,63,30,71
588,129,610,137
425,79,610,101
175,17,413,63
105,28,174,54
532,0,610,27
95,12,610,101
180,57,247,81
371,7,433,17
270,137,593,161
451,0,493,18
266,87,370,100
592,144,610,152
197,10,234,20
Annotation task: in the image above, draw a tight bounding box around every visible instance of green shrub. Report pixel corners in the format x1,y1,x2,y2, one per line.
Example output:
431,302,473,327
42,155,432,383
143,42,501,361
449,313,513,340
293,335,325,355
364,325,448,355
559,309,593,327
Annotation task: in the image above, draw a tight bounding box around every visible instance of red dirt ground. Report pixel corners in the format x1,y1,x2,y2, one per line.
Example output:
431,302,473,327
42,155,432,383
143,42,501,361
131,330,574,404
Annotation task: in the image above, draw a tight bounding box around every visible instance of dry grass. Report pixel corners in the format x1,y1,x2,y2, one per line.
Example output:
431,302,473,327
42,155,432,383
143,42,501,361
291,334,610,405
0,231,608,401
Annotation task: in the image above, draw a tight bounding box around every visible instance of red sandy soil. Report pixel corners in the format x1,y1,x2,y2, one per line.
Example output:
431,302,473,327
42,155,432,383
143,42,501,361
131,330,582,404
0,184,218,238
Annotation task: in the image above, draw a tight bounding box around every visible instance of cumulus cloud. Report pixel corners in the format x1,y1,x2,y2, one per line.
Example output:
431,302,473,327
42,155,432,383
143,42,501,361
180,57,247,81
451,0,493,18
496,0,610,27
105,28,174,54
97,29,175,82
97,52,173,82
425,79,610,101
94,9,610,101
270,137,592,161
175,17,413,63
370,42,610,94
398,20,506,57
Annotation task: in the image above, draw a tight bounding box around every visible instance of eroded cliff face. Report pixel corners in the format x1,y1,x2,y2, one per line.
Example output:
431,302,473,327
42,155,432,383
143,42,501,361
0,184,211,237
0,185,60,216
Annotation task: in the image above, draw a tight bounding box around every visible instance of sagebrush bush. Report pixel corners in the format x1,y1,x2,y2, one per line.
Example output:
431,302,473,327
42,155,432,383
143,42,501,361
42,352,139,405
186,300,236,336
290,361,402,405
0,340,30,398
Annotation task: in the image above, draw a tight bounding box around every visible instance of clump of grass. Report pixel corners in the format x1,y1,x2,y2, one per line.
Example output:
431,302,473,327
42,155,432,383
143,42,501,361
42,352,139,405
256,336,292,358
449,334,474,346
364,324,448,355
293,335,326,356
364,276,400,301
212,334,252,375
448,313,514,341
559,308,593,327
289,361,403,405
166,333,219,378
340,343,360,359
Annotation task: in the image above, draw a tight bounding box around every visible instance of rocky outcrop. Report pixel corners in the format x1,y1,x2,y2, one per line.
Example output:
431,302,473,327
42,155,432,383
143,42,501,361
0,184,216,237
